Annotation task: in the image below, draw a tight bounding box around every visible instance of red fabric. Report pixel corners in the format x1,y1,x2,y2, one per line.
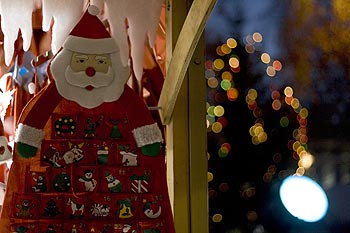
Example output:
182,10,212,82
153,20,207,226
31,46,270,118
0,81,175,233
70,9,111,39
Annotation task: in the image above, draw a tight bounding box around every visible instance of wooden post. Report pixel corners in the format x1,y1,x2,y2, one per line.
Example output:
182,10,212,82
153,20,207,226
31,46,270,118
164,0,210,232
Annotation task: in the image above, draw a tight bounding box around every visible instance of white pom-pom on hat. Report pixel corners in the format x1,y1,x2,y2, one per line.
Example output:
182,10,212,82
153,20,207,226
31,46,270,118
88,5,100,16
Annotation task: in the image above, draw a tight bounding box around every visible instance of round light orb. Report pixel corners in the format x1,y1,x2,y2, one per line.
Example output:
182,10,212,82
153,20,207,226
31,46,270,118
279,175,328,222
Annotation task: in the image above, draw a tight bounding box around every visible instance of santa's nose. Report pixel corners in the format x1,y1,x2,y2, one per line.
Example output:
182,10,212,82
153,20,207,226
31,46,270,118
85,67,96,77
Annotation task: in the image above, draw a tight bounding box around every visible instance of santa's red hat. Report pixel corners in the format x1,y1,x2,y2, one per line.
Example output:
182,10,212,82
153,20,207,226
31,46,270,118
63,5,118,54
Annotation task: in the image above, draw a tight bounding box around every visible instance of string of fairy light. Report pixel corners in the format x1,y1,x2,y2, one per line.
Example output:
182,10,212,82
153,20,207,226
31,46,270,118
207,33,315,225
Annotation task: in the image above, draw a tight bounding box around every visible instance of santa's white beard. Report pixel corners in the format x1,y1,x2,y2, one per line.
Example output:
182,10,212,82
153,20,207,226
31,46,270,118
50,49,130,109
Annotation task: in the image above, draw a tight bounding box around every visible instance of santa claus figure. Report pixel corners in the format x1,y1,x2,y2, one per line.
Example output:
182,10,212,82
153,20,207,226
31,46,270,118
0,5,175,233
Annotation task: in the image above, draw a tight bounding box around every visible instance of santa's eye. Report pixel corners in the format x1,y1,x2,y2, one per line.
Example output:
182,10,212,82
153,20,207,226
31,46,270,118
74,54,89,64
98,60,106,64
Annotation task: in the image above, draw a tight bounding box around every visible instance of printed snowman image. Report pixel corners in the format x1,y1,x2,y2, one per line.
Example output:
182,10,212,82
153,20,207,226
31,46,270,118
104,171,122,193
78,169,97,192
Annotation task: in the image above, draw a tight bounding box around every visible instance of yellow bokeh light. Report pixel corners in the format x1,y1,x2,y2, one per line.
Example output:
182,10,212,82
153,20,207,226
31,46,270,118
212,213,223,223
229,57,240,68
292,141,301,152
298,152,314,169
249,126,256,136
291,97,300,109
252,136,260,145
295,167,305,176
247,88,258,100
252,32,263,43
258,132,268,143
213,58,225,70
221,44,232,54
212,122,223,133
254,125,264,136
208,172,214,182
222,71,233,81
226,38,237,48
299,108,309,119
284,86,294,97
296,145,306,155
261,53,271,64
216,46,225,56
214,105,225,117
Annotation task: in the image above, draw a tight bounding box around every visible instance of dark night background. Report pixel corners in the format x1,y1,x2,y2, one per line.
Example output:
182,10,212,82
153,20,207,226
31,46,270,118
206,1,350,232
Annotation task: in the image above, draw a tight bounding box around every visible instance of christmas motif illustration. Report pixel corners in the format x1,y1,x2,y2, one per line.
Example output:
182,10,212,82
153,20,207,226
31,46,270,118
63,142,85,164
120,145,138,166
52,172,71,192
67,198,85,218
42,144,62,167
16,199,35,218
104,171,122,193
78,169,97,192
116,198,134,219
31,172,47,192
90,203,110,217
42,198,61,218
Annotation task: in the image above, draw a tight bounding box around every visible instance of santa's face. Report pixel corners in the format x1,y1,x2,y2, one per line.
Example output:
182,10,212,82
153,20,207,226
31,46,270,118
50,49,130,109
66,53,114,90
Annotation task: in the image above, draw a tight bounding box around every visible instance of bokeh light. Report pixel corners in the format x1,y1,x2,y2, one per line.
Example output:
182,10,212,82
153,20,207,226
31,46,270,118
261,52,271,64
279,176,328,222
252,32,263,43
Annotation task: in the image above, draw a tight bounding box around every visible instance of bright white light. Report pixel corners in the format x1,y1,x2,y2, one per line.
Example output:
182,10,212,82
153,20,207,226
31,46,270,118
279,175,328,222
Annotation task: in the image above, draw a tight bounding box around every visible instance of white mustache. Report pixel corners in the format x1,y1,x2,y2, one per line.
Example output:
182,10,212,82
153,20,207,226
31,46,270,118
65,66,114,88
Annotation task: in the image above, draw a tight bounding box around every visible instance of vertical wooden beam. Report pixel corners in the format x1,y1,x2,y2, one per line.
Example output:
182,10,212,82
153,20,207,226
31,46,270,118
188,35,208,233
159,0,217,124
165,1,191,233
165,1,208,233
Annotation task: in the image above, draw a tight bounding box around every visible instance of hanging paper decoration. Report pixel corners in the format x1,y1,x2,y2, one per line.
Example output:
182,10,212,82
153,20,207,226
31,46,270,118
0,0,34,65
0,0,162,90
42,0,85,54
104,0,163,88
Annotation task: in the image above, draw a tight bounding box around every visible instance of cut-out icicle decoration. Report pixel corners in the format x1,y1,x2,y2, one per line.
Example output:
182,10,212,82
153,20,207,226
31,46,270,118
42,0,85,54
104,0,163,89
0,0,34,66
0,0,162,89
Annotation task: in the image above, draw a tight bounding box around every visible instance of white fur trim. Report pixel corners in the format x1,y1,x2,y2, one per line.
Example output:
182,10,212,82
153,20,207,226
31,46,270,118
63,36,118,54
15,123,44,148
132,123,163,147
